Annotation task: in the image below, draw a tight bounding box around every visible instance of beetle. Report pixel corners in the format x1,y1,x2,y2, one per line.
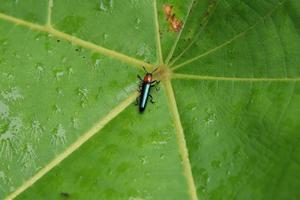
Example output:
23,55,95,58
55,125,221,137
136,67,160,113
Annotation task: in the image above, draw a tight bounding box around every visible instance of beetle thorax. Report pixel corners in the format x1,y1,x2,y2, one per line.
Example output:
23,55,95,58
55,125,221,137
143,74,153,83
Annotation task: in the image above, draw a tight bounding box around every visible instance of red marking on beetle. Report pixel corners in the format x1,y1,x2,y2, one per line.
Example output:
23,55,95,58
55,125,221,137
163,4,183,32
143,74,153,83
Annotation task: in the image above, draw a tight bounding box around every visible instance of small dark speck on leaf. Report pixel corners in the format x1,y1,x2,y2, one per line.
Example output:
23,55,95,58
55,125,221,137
60,192,70,198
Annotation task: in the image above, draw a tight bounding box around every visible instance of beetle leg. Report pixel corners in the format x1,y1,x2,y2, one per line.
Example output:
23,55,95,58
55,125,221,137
138,83,143,91
151,84,160,91
149,94,155,104
135,97,139,105
137,83,141,90
151,80,160,91
137,74,143,81
151,80,160,85
137,76,143,92
142,66,148,73
151,67,159,74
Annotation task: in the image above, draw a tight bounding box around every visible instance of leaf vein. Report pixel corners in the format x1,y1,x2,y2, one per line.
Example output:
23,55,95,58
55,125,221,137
154,0,163,65
171,0,287,71
47,0,53,27
0,12,151,69
168,0,220,67
165,0,196,65
5,93,138,200
172,73,300,82
163,79,198,200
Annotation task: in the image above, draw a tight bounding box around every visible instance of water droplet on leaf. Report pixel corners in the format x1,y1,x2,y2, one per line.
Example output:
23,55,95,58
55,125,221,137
0,101,9,119
135,18,141,29
1,87,24,102
77,88,89,108
35,63,45,78
31,120,44,139
51,124,67,145
52,104,62,114
99,0,113,12
54,70,65,80
18,144,37,169
71,117,80,129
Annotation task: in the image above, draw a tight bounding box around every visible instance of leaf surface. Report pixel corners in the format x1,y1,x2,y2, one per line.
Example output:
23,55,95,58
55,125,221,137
0,0,299,200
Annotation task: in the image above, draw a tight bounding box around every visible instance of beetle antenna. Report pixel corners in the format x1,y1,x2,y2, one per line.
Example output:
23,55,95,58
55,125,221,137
151,67,159,74
142,66,148,73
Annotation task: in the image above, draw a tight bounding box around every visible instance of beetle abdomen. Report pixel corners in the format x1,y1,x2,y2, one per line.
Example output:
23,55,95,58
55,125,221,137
139,83,151,113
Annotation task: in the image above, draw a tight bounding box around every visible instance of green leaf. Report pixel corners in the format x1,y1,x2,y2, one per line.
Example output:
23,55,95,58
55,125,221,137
0,0,300,200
